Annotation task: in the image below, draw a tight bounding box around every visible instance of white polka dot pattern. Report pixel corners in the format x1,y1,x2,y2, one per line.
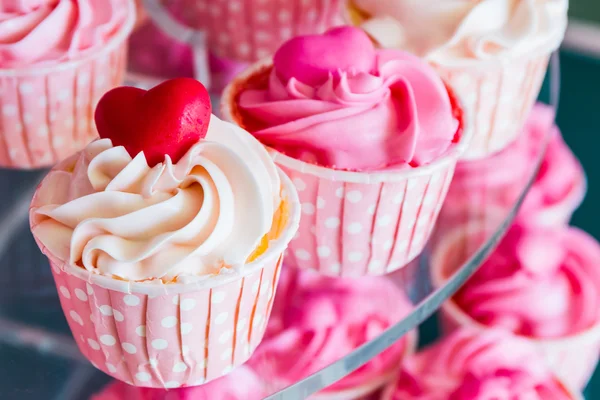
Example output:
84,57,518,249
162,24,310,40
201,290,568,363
44,249,285,388
437,55,549,160
0,37,129,168
283,161,456,277
175,0,342,63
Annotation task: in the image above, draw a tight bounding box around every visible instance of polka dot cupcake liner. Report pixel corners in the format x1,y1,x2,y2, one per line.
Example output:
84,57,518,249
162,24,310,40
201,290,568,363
430,223,600,390
221,60,473,278
273,157,461,278
30,169,301,389
150,0,343,64
434,54,549,160
0,2,135,170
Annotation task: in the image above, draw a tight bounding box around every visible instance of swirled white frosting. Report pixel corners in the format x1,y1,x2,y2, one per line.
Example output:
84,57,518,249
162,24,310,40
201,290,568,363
352,0,568,66
31,115,281,282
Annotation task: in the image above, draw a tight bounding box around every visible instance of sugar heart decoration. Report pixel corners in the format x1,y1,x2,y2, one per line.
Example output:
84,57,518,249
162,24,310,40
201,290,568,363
274,26,377,86
95,78,211,167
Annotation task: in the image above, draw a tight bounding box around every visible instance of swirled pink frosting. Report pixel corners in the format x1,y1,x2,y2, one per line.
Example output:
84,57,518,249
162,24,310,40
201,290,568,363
92,366,265,400
249,267,413,395
387,328,575,400
0,0,130,67
238,26,460,171
455,223,600,338
447,104,585,222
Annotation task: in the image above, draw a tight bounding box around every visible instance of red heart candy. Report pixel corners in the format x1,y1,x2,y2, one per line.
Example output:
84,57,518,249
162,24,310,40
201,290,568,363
95,78,211,167
274,26,376,86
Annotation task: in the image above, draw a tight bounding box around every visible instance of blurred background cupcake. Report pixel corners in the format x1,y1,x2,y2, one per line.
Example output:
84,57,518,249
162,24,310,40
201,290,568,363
435,103,586,245
249,267,417,399
347,0,567,159
138,0,344,93
432,222,600,389
383,328,583,400
0,0,135,169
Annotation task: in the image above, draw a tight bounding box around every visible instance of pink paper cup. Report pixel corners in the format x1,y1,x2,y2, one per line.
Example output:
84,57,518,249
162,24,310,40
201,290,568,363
29,166,301,389
434,54,549,160
165,0,343,63
221,60,472,278
0,1,135,170
430,223,600,389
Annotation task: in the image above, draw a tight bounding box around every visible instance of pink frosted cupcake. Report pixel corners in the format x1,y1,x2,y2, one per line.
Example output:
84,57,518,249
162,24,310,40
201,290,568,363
248,267,417,399
431,223,600,388
92,366,265,400
347,0,567,159
223,26,470,277
0,0,136,169
383,328,583,400
437,104,585,239
29,79,300,388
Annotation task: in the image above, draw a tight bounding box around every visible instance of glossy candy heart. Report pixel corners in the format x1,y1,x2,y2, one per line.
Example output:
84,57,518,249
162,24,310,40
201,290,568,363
95,78,211,167
273,26,377,86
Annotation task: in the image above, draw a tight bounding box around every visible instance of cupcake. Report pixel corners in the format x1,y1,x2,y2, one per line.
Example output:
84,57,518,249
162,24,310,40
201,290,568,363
347,0,567,159
431,223,600,388
222,26,470,277
92,366,265,400
436,103,585,241
249,267,417,399
0,0,136,169
164,0,343,64
383,328,583,400
29,78,300,388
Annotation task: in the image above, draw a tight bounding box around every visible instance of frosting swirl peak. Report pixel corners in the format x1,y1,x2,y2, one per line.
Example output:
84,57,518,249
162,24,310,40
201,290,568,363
0,0,131,67
31,116,281,282
352,0,568,66
455,224,600,338
389,329,575,400
237,26,460,171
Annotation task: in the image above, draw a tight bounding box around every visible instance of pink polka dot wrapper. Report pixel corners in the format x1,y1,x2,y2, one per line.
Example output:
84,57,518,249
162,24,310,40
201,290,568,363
430,223,600,389
29,168,301,389
0,2,135,170
169,0,343,63
434,54,549,160
221,61,472,278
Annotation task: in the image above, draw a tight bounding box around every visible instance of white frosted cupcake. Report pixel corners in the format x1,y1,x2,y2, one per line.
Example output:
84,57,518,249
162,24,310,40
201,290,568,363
30,78,300,388
347,0,567,159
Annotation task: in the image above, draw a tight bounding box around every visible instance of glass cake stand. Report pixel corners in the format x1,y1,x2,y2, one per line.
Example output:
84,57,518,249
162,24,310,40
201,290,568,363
0,53,559,400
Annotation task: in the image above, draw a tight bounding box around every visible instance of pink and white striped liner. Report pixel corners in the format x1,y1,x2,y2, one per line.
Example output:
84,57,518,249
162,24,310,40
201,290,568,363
272,153,460,278
430,223,600,389
433,55,549,160
164,0,343,63
29,169,301,389
0,2,135,170
221,60,472,278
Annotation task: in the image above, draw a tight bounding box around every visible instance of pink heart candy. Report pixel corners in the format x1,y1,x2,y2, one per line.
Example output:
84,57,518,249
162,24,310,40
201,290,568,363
273,26,377,86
